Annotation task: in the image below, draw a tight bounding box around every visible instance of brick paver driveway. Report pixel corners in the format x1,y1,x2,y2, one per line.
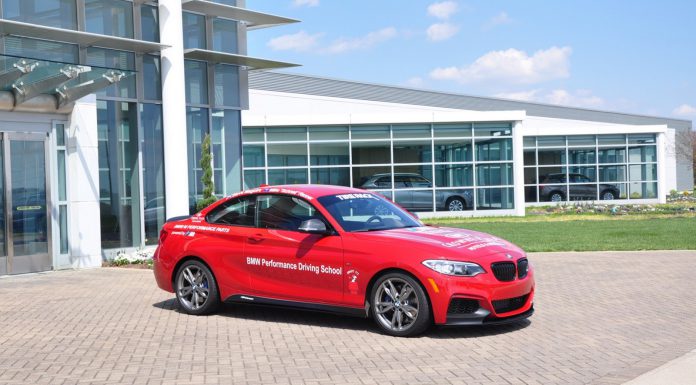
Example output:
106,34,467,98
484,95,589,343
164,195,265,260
1,250,696,385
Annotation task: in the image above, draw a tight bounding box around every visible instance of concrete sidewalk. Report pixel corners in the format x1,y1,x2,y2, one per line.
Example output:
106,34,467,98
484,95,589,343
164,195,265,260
624,349,696,385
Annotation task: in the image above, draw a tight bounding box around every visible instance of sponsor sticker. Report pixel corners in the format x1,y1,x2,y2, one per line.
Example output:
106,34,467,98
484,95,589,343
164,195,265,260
245,257,342,276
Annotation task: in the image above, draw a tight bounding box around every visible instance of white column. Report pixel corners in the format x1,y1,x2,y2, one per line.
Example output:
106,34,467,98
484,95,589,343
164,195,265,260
657,132,668,204
66,94,102,268
159,0,190,217
512,120,526,216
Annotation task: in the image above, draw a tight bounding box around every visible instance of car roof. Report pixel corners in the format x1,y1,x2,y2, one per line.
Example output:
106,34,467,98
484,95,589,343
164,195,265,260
229,184,366,200
371,173,424,177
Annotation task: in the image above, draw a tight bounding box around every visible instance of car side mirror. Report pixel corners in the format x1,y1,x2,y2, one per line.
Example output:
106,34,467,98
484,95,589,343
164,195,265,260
298,219,329,235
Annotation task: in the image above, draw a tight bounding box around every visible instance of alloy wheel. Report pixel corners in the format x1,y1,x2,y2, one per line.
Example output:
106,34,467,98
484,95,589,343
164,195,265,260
373,278,420,332
448,199,464,211
177,265,211,311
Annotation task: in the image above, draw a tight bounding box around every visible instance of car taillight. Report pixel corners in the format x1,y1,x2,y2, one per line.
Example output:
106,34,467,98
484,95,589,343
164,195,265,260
159,229,169,244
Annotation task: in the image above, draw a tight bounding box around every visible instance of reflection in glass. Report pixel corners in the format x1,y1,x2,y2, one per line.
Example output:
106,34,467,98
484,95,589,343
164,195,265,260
598,135,626,145
243,145,264,168
351,125,389,139
268,144,307,167
393,141,431,163
59,205,68,254
186,107,208,213
267,127,305,141
310,143,349,165
311,168,350,186
141,104,165,245
243,170,264,189
212,19,238,53
568,148,596,164
308,126,349,140
537,136,565,147
523,149,535,166
183,12,206,49
538,185,568,202
628,134,656,144
538,149,566,165
10,140,47,256
629,182,657,199
477,188,514,209
268,169,307,185
4,37,78,64
474,122,511,137
475,138,512,161
353,166,390,188
395,190,433,212
185,60,208,105
628,146,657,163
598,147,626,163
569,166,596,182
211,109,242,194
435,139,472,162
214,64,240,107
567,135,596,146
352,141,390,164
567,184,597,201
392,125,430,139
524,167,537,184
435,165,473,187
434,123,472,138
141,5,159,42
85,0,133,38
629,164,657,181
476,163,513,186
143,55,162,101
3,0,77,29
435,189,474,211
86,48,135,98
243,127,264,142
524,185,538,203
599,165,626,182
393,166,433,187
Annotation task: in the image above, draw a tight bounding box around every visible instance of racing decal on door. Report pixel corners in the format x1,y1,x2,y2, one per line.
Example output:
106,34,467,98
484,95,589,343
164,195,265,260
245,257,342,276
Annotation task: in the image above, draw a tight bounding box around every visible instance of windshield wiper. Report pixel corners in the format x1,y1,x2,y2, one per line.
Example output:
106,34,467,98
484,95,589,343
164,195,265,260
352,227,390,233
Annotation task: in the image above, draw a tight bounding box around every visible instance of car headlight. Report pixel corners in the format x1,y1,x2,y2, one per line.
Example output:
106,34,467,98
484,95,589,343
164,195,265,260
422,260,485,277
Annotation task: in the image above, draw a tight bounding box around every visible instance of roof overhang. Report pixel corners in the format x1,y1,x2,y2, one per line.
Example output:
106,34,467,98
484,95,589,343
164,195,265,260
0,19,168,54
184,49,300,70
181,0,299,29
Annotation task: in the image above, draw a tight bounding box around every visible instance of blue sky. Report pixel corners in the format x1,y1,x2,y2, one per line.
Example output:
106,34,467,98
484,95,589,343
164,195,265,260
246,1,695,122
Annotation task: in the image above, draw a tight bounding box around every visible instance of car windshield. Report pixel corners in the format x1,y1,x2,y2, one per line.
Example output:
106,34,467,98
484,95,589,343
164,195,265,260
317,193,422,232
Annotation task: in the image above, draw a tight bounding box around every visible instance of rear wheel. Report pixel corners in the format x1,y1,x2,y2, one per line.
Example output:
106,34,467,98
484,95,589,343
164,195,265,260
601,190,616,200
549,191,565,202
371,273,431,337
446,197,465,211
175,260,220,315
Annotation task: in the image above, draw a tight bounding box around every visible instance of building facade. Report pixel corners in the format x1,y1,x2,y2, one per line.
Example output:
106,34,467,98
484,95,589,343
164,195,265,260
0,0,296,275
242,72,693,217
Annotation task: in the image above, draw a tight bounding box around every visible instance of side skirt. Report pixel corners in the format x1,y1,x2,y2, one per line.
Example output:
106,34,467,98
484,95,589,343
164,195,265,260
224,294,369,318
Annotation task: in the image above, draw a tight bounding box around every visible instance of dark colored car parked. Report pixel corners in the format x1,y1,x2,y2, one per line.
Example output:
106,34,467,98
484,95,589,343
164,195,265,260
539,173,620,202
359,173,472,211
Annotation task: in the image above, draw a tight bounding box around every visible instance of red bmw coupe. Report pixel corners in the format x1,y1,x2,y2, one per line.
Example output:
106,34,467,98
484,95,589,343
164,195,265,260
154,185,534,336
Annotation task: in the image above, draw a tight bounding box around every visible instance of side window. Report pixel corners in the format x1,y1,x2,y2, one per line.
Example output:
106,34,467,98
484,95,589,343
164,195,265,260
375,177,391,188
257,195,326,231
394,175,409,188
409,176,431,187
206,196,255,226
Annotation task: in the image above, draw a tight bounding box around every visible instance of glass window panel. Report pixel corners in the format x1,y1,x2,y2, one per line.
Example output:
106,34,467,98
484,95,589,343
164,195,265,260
353,166,390,188
434,123,472,138
267,144,307,167
474,122,512,137
393,141,432,163
57,150,67,201
267,127,306,141
308,126,349,140
186,107,208,213
243,127,264,142
310,143,349,165
243,145,264,168
143,55,162,101
435,164,473,187
351,141,390,164
567,135,596,146
140,104,165,245
141,5,159,42
629,182,657,199
97,100,141,248
568,148,596,164
538,167,567,184
523,136,536,148
537,136,566,147
85,0,133,38
59,205,68,254
212,19,238,53
182,12,206,49
185,60,208,105
56,124,65,147
311,168,350,186
476,163,513,186
3,36,78,63
628,145,657,163
86,48,135,98
524,185,538,203
524,167,537,184
523,149,535,166
3,0,77,29
477,188,514,209
569,167,596,182
434,139,472,163
244,170,265,189
351,125,389,139
628,134,656,144
268,169,308,185
214,64,240,107
598,147,626,163
392,124,431,139
629,164,657,181
210,109,242,195
394,190,434,212
539,185,568,203
435,189,473,211
537,149,566,165
568,184,597,201
475,138,512,161
394,166,433,187
598,134,626,145
599,165,626,182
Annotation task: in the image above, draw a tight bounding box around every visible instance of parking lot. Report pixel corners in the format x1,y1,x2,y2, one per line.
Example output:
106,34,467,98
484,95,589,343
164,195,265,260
1,250,696,385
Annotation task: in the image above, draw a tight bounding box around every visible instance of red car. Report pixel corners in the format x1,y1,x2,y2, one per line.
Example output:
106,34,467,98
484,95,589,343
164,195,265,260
153,185,534,336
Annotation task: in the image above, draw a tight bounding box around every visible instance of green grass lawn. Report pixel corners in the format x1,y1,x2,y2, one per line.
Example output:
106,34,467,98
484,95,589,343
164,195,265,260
424,217,696,252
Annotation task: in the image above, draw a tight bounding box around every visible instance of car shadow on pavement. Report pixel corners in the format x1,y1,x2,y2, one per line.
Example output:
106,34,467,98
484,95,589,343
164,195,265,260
153,299,531,338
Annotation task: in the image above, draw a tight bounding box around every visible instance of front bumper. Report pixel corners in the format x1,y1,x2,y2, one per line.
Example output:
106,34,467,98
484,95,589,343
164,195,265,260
445,305,534,326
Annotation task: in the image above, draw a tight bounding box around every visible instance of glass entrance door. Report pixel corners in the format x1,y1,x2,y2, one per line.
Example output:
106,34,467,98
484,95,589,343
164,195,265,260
2,133,51,275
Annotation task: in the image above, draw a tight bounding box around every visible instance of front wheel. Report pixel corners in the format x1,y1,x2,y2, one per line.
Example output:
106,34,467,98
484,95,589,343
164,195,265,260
371,273,431,337
601,190,616,200
175,260,220,315
446,197,465,211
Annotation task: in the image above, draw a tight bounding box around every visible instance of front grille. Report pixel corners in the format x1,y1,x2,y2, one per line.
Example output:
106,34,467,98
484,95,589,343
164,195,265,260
447,298,479,314
491,262,516,282
517,258,529,279
492,294,529,314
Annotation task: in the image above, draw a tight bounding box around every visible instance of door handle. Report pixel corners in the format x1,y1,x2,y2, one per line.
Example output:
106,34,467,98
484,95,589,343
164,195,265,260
247,234,264,243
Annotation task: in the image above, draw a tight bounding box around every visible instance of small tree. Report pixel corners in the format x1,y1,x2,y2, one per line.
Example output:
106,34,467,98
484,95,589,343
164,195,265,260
196,134,217,211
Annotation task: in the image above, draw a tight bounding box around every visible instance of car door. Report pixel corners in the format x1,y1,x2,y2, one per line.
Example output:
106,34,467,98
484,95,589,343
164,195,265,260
203,196,258,293
244,194,345,305
409,175,434,210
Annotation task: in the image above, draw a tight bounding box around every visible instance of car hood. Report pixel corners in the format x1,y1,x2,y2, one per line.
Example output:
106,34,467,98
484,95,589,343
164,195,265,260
351,225,525,261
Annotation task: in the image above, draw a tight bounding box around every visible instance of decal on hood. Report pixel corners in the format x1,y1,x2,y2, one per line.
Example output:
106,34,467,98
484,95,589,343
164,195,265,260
406,226,508,251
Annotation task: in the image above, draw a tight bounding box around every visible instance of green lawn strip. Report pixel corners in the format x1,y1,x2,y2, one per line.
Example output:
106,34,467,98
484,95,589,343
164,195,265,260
427,217,696,252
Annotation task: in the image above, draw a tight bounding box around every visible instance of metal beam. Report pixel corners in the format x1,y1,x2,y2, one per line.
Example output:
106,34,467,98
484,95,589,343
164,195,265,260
183,48,299,70
0,59,39,88
181,0,299,29
55,70,126,107
13,65,90,105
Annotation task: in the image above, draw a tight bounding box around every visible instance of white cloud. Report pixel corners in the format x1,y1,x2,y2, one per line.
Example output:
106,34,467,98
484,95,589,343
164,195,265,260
267,31,323,52
495,89,604,108
427,1,458,19
673,104,696,117
484,12,512,29
404,77,425,87
427,22,459,41
429,46,572,85
326,27,397,54
292,0,319,7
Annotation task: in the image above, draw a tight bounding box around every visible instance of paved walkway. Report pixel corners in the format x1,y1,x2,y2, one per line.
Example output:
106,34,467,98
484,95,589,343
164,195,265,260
1,251,696,384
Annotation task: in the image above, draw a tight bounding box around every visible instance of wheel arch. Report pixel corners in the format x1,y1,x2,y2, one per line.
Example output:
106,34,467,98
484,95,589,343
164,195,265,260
171,255,219,289
444,195,467,210
364,267,434,318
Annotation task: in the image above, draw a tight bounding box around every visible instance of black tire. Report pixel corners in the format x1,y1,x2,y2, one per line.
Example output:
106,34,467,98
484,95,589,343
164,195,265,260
600,190,616,200
175,259,220,315
445,196,466,211
370,272,431,337
549,191,565,202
